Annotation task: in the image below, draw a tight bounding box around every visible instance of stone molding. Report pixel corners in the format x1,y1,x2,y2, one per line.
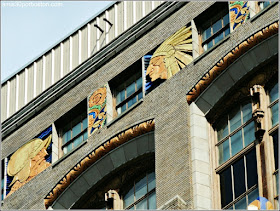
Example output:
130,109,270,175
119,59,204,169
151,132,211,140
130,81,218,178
44,119,155,208
186,21,279,104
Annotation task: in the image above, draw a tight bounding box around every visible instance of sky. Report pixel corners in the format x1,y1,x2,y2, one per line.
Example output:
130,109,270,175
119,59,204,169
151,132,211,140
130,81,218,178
1,1,114,82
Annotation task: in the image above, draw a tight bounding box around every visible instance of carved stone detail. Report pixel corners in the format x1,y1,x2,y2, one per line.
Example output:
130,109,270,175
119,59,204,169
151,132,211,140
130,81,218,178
44,119,155,208
186,21,279,104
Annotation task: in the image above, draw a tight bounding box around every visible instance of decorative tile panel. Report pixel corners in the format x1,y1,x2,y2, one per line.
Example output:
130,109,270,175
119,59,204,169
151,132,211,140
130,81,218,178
229,1,250,31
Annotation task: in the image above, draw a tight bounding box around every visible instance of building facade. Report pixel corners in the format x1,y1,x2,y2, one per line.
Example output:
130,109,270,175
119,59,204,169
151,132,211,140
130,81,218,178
1,1,279,210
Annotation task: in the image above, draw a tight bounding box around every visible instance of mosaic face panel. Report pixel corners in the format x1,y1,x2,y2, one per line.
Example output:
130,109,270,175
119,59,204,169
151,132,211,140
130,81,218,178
146,25,193,82
229,1,250,31
88,85,107,136
6,126,52,197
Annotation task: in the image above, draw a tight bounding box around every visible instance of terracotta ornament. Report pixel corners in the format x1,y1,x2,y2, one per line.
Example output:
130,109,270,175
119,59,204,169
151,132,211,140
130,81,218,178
186,21,279,104
146,25,192,81
44,119,155,208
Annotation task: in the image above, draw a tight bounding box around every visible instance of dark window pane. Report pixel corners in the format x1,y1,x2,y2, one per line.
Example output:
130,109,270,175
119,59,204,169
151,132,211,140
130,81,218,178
220,167,233,207
73,135,83,148
83,130,88,141
219,139,230,164
233,157,246,198
213,19,222,34
231,130,243,156
229,107,241,132
117,90,125,104
246,149,258,189
271,103,279,126
138,92,143,101
273,131,278,170
223,13,229,26
127,82,136,98
63,130,71,144
148,172,156,192
72,122,82,138
128,96,137,108
207,40,213,50
136,77,142,90
148,192,156,209
242,103,252,124
135,176,147,200
124,187,134,208
244,121,255,147
67,143,72,153
224,27,230,36
217,118,229,141
203,27,211,41
121,104,126,113
82,117,88,130
270,83,278,103
276,172,279,195
235,196,247,209
214,32,224,44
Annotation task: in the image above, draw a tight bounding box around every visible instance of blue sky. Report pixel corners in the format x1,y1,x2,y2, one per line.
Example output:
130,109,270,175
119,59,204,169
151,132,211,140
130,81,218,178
1,1,114,82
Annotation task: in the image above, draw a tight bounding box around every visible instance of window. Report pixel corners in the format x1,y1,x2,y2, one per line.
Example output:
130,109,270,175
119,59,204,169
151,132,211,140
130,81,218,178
258,1,272,11
202,12,230,51
216,102,255,165
55,100,88,155
116,72,143,116
268,83,279,204
110,59,144,117
123,171,156,210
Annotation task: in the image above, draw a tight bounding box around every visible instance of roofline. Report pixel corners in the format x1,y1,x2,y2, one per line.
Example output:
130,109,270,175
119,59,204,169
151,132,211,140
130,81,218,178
1,1,117,84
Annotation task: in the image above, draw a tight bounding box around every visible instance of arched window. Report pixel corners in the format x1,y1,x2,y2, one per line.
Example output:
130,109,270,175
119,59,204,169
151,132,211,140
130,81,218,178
123,171,156,210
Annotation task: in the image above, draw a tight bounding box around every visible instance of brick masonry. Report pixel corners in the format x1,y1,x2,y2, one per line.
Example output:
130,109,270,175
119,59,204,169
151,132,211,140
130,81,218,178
1,2,279,210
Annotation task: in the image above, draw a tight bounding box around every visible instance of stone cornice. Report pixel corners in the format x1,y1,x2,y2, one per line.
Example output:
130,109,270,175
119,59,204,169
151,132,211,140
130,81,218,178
186,21,279,104
44,119,155,208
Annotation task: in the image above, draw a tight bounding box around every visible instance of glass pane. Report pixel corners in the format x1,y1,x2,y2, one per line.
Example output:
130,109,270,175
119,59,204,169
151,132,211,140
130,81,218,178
73,135,83,148
67,143,72,153
83,130,88,141
202,27,211,41
273,131,278,170
228,205,233,209
217,118,229,141
223,13,229,26
219,139,230,165
121,104,126,113
248,188,259,205
220,166,233,207
242,103,252,124
72,122,82,138
63,130,71,144
214,32,224,44
117,90,125,104
148,172,156,192
246,149,258,189
231,130,243,156
136,77,142,90
271,103,279,126
207,40,213,50
224,27,230,37
235,196,247,209
148,192,156,209
82,117,88,130
127,82,136,98
136,198,147,209
124,187,134,208
229,107,241,132
270,83,278,103
243,121,255,147
263,1,271,9
135,176,147,200
128,96,137,108
233,157,246,199
213,19,222,34
138,92,143,101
